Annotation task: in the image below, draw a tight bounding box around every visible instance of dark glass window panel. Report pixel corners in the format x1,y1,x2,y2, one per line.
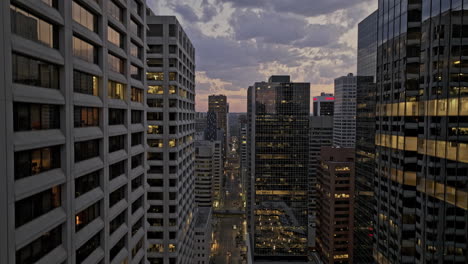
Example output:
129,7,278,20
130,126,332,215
12,53,59,89
131,174,143,191
15,185,61,227
109,135,125,153
109,160,125,180
72,1,97,32
74,139,100,162
131,110,142,124
75,171,100,197
169,24,176,37
14,146,61,180
75,201,100,231
14,103,60,131
109,108,125,125
108,1,123,22
131,154,143,169
73,71,99,96
131,196,143,214
148,45,163,54
110,211,125,234
110,237,126,261
74,106,99,127
109,186,125,208
16,225,62,264
131,132,142,146
10,5,58,48
148,24,163,37
76,232,100,264
73,36,97,63
147,58,163,67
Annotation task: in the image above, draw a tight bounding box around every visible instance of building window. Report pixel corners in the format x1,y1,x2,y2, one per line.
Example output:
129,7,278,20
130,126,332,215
132,238,143,258
108,0,123,22
130,64,142,80
130,18,141,38
16,225,62,264
110,237,126,261
41,0,58,8
72,1,97,32
131,110,142,124
108,80,125,100
75,170,100,197
148,85,164,94
74,70,99,96
147,58,163,68
131,87,143,102
10,5,58,48
131,174,143,191
109,160,125,180
131,154,143,169
73,36,97,63
109,135,125,153
12,53,59,89
108,25,123,48
15,186,61,227
131,196,143,214
130,41,141,58
148,24,163,37
75,201,100,232
148,45,163,53
76,232,100,264
148,125,163,134
109,185,125,208
110,211,125,234
169,24,176,37
131,132,142,146
14,146,61,180
109,108,125,125
130,0,142,16
147,72,164,81
108,53,124,73
147,99,163,108
169,72,177,81
75,139,100,162
14,103,60,131
169,45,177,54
74,106,99,127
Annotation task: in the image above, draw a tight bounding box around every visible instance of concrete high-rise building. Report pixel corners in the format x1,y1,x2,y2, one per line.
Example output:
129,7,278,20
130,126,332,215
333,74,372,149
195,112,208,140
208,94,229,156
205,111,218,141
313,93,335,116
239,115,248,199
247,75,310,262
194,140,222,208
374,1,468,263
354,10,378,264
316,147,355,264
0,0,148,263
357,10,378,80
193,207,213,264
146,16,196,264
211,141,223,208
308,116,334,250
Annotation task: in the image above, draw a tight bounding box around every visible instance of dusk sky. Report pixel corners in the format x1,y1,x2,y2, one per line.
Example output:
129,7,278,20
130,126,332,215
147,0,377,112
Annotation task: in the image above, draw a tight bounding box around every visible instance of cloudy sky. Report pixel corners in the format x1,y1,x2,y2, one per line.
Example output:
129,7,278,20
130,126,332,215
147,0,377,112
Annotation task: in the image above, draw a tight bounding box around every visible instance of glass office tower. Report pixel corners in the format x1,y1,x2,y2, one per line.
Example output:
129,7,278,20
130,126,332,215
247,76,310,262
375,0,468,263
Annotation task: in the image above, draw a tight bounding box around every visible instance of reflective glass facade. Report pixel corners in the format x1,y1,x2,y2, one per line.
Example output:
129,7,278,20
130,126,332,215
375,0,468,263
248,76,310,261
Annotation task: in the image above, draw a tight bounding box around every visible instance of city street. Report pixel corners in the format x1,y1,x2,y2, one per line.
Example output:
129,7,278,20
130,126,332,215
211,143,246,264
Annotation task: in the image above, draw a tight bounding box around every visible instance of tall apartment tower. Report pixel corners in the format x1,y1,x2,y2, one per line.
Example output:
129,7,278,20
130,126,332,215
0,0,148,263
374,1,468,263
354,10,378,264
194,140,222,208
333,74,357,148
146,16,196,264
208,94,229,156
308,116,334,250
316,147,355,264
247,75,310,262
313,92,335,116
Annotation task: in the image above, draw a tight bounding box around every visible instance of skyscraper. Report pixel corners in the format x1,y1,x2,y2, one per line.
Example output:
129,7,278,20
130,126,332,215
247,75,310,262
374,1,468,263
194,140,222,208
313,93,335,116
333,74,357,148
316,147,355,264
308,116,334,250
1,0,148,263
354,10,378,264
146,16,196,264
208,94,229,156
357,10,378,80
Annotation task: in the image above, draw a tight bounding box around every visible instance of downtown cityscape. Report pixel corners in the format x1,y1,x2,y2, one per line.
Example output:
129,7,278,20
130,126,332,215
0,0,467,264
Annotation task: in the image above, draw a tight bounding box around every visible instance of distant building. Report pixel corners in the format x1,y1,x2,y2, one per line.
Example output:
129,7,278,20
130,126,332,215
247,75,310,262
208,95,229,156
313,93,334,116
316,147,355,264
354,10,377,264
195,141,215,207
308,116,334,250
194,207,213,264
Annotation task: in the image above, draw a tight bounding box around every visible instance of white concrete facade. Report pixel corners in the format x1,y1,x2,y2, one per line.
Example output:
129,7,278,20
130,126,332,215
333,73,357,148
0,0,148,264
